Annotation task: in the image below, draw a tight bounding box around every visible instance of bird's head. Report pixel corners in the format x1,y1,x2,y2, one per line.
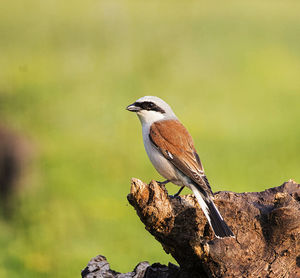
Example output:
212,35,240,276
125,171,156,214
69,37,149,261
126,96,176,125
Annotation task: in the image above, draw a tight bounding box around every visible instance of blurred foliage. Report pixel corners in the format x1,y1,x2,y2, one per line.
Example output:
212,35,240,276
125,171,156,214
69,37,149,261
0,0,300,277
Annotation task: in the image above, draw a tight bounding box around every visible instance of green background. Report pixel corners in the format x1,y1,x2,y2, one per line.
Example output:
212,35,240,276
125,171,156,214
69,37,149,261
1,1,300,277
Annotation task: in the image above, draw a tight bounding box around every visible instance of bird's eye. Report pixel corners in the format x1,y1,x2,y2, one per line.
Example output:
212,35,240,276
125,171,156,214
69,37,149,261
141,102,155,110
139,101,165,113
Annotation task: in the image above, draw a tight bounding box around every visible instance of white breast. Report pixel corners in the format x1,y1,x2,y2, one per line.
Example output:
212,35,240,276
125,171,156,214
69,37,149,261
142,123,184,186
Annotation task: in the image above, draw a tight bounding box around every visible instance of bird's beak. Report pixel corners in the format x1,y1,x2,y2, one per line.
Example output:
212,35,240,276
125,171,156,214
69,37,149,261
126,103,141,112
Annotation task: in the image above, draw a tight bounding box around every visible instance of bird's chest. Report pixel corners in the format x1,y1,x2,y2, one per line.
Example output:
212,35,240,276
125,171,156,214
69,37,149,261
142,125,179,182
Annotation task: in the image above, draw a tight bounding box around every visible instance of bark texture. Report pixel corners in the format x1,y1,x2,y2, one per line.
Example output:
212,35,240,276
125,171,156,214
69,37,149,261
82,179,300,278
126,178,300,278
81,255,182,278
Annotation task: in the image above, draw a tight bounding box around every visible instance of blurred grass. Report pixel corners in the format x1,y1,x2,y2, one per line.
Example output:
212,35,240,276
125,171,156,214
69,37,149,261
0,0,300,277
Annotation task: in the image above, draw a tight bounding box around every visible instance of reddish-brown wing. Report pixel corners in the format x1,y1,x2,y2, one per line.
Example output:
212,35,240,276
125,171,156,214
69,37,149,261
149,119,212,195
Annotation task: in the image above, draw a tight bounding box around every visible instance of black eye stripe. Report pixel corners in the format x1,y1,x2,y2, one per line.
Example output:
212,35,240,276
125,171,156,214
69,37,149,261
134,101,166,114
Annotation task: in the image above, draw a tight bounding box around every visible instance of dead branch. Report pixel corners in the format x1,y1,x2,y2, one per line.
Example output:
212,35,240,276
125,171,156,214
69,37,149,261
127,178,300,277
82,179,300,278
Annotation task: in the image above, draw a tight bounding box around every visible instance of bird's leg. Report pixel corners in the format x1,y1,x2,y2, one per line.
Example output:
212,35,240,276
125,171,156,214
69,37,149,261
156,180,170,185
173,186,184,197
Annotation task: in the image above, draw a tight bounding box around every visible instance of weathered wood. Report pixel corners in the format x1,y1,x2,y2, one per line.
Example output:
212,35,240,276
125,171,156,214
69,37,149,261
81,255,182,278
127,178,300,277
82,179,300,277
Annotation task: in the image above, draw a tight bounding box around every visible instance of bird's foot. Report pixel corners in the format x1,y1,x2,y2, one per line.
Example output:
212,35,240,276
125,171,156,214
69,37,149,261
169,186,184,198
156,180,170,185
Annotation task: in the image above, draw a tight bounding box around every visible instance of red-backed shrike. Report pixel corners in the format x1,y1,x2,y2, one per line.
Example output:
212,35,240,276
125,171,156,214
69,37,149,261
126,96,234,238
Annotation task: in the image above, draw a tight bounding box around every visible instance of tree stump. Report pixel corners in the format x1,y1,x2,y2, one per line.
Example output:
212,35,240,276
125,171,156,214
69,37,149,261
127,178,300,277
82,179,300,278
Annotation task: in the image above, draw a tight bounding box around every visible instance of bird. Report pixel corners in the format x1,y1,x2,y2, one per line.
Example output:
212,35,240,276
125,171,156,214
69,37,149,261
126,96,234,238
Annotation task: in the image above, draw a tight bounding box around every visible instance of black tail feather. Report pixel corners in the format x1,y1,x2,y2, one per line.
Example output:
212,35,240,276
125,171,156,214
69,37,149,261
190,183,234,238
205,199,234,238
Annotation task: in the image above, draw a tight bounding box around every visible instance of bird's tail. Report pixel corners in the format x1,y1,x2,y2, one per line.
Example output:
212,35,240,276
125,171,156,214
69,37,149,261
190,183,234,238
